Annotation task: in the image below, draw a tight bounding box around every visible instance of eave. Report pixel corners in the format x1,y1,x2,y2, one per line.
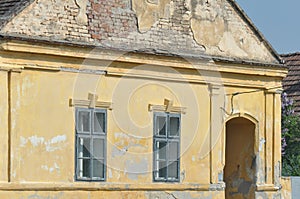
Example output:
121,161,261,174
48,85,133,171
0,34,287,79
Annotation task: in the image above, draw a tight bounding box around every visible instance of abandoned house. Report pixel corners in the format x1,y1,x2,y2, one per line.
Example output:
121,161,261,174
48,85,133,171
0,0,288,198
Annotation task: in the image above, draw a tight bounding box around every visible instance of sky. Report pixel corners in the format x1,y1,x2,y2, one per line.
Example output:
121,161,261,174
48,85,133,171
235,0,300,54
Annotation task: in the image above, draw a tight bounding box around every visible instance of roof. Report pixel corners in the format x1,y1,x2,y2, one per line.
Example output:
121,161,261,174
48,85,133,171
0,0,33,28
282,52,300,114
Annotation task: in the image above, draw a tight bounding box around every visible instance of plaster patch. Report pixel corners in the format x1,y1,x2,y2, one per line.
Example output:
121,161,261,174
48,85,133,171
125,158,148,180
112,146,127,157
259,138,266,152
108,169,113,178
75,0,88,25
192,156,196,162
12,171,16,178
27,192,64,199
146,191,210,199
21,76,34,95
218,171,223,182
274,161,281,186
114,132,131,139
28,136,45,147
20,135,67,152
45,135,67,152
41,163,60,173
180,170,185,182
255,192,268,199
48,135,66,144
20,136,28,147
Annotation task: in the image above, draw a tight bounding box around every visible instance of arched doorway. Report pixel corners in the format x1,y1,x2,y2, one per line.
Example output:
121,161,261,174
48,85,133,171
224,117,256,199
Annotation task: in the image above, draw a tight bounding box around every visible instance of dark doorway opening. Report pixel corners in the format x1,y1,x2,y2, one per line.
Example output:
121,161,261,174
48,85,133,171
224,117,256,199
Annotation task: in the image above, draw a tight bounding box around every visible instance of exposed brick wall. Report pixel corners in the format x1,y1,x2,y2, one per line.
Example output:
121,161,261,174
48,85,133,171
87,0,205,55
2,0,92,42
1,0,277,63
88,0,137,41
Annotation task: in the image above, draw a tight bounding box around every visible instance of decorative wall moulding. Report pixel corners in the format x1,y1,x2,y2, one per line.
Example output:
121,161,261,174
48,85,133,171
69,93,112,110
149,98,186,114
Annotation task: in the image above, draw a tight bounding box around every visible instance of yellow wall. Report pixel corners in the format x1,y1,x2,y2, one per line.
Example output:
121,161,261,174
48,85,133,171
0,71,8,182
0,40,287,198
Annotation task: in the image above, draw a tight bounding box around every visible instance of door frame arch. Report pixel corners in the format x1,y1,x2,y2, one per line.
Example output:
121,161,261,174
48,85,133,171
222,112,260,185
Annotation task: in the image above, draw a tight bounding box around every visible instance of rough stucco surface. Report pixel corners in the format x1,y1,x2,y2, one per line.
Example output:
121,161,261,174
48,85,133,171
0,0,287,198
0,50,284,198
281,177,292,199
2,0,277,63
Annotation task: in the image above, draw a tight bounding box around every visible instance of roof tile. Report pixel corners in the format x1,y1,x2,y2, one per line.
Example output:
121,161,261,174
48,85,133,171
282,52,300,114
0,0,33,28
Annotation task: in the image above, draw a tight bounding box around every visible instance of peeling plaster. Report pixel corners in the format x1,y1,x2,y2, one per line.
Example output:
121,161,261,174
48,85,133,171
274,161,281,186
28,136,45,147
75,0,88,25
191,156,196,162
255,192,268,199
112,143,146,158
21,76,34,95
27,192,64,199
125,158,148,180
180,170,185,182
256,155,264,184
19,135,67,152
259,138,266,152
112,145,127,157
146,191,214,199
218,171,223,182
108,169,113,179
45,135,67,152
114,132,131,139
41,163,60,173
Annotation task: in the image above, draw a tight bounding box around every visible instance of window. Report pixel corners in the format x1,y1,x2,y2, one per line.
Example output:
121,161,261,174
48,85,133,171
153,112,180,182
75,108,106,181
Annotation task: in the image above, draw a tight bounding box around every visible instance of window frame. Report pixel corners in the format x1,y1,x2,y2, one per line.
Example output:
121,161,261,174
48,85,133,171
153,112,181,182
75,107,107,182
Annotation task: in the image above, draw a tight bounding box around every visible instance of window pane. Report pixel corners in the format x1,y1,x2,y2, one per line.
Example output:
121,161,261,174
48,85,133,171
156,116,166,136
158,161,167,178
78,137,91,158
168,142,179,160
78,111,90,132
93,138,104,158
168,161,179,179
93,159,104,178
170,117,179,136
156,141,167,160
94,112,105,133
78,159,91,178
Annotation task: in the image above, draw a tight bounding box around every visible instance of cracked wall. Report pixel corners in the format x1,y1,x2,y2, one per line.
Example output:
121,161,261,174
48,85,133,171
0,46,286,198
2,0,278,63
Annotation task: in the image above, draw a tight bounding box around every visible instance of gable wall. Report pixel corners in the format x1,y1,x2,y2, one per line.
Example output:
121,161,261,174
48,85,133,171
2,0,278,63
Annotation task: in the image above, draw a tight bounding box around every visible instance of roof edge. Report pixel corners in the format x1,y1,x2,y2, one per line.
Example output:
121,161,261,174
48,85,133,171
280,52,300,57
0,0,35,29
0,33,285,69
227,0,283,64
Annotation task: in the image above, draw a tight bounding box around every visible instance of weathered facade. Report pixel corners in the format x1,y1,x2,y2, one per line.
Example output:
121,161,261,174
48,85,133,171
0,0,287,198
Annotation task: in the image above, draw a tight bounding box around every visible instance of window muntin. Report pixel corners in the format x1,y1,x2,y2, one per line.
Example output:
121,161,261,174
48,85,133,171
76,108,106,181
153,112,180,182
